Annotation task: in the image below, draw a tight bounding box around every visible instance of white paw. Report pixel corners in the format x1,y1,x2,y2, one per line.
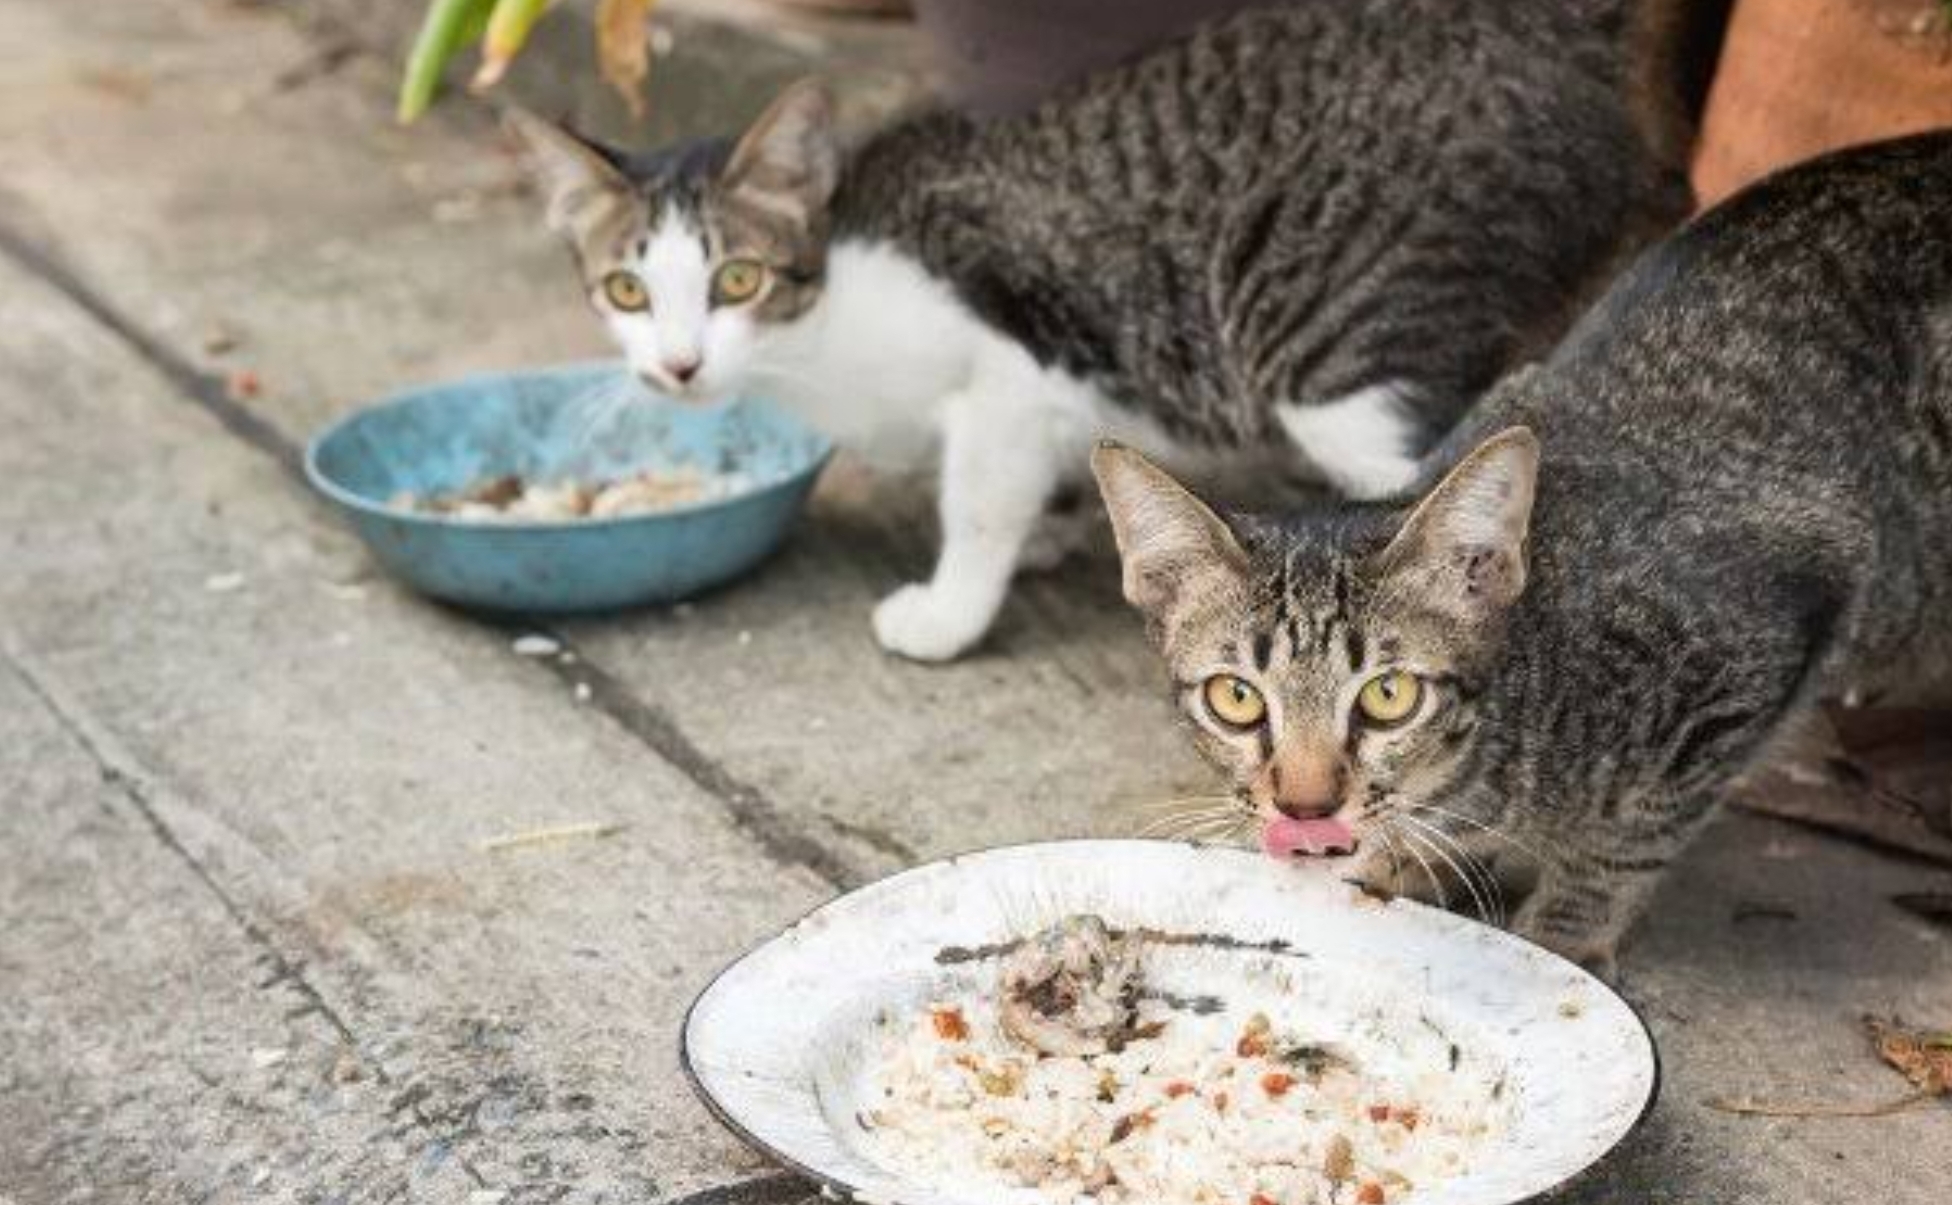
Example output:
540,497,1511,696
872,583,988,662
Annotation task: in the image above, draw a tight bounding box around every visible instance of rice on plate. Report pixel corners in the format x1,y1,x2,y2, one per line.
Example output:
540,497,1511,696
856,916,1510,1205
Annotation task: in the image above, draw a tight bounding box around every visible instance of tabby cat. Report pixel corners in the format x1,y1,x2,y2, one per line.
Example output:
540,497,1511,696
510,0,1701,661
1094,132,1952,974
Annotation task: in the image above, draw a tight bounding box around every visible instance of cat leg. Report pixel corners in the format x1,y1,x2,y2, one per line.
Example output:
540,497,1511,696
872,386,1070,661
1275,382,1423,500
1509,872,1660,981
1511,795,1717,979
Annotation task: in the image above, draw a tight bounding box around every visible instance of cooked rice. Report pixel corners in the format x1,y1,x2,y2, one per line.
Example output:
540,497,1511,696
859,993,1499,1205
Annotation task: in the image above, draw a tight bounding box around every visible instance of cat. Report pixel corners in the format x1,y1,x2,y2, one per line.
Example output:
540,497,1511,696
1092,130,1952,976
508,0,1706,662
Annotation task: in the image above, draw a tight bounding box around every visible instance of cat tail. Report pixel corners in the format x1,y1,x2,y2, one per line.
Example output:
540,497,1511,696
1620,0,1732,183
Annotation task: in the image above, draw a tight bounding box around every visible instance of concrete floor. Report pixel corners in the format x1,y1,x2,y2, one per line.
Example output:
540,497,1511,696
0,2,1947,1202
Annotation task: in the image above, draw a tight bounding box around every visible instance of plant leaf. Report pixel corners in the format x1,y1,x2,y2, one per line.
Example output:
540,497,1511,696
595,0,655,120
398,0,497,124
1865,1015,1952,1095
473,0,554,93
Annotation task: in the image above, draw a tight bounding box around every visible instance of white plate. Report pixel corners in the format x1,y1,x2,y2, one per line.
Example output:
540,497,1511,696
683,840,1656,1205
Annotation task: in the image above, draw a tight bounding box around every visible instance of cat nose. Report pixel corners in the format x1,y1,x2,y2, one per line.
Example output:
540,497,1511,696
663,356,701,384
1273,794,1338,821
1259,747,1342,818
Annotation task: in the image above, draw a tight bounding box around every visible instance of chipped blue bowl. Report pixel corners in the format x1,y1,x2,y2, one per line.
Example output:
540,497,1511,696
305,362,832,613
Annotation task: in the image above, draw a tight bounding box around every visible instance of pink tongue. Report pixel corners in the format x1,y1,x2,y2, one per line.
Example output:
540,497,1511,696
1261,816,1357,859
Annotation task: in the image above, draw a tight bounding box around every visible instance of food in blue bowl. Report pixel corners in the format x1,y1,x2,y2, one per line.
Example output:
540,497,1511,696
305,362,833,613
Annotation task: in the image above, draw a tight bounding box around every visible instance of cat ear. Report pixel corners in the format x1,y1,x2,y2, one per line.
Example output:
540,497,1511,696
502,107,634,244
1377,427,1539,622
1092,442,1248,619
721,80,840,226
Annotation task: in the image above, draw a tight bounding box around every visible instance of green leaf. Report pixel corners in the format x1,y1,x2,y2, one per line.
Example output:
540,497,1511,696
398,0,497,124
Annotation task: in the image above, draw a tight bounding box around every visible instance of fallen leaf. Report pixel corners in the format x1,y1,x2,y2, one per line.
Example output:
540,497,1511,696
595,0,654,119
1703,1015,1949,1118
1866,1015,1952,1095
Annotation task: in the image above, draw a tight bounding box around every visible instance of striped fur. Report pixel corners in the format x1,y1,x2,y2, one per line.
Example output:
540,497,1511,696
1098,134,1952,975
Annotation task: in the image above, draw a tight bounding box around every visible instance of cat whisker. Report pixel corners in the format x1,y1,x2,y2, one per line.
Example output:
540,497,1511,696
1130,794,1237,815
1367,827,1409,898
1129,792,1251,842
1400,821,1486,920
1387,823,1450,913
1398,801,1551,870
1133,803,1242,840
1411,814,1505,925
554,375,652,470
1182,818,1248,845
1398,813,1505,925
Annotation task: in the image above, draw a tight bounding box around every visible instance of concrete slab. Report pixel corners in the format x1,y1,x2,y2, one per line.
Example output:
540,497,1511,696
0,2,1947,1203
0,254,831,1199
0,0,1214,877
0,664,480,1203
1582,811,1952,1203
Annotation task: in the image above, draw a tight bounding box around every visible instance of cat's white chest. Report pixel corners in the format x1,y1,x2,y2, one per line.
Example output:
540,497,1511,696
747,240,1201,474
747,241,990,469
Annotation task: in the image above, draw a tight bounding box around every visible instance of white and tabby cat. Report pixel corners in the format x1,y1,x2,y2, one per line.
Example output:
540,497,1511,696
510,0,1701,661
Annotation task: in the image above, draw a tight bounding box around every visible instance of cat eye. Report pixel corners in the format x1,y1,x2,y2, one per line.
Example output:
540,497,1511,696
712,258,769,306
1356,671,1423,727
602,271,649,313
1202,674,1267,730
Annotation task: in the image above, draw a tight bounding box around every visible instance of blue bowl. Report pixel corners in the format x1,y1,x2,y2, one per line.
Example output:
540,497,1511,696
305,362,833,613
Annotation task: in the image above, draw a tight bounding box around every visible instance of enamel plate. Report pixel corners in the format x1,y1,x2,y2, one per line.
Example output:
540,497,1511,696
683,840,1656,1205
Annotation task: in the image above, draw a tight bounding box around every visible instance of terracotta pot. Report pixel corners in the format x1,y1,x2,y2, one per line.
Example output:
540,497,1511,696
911,0,1268,117
1693,0,1952,205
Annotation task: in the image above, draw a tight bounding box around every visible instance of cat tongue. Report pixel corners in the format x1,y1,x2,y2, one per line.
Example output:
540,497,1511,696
1261,815,1357,859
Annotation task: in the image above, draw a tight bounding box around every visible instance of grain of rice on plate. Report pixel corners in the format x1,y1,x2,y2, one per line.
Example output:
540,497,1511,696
857,918,1501,1205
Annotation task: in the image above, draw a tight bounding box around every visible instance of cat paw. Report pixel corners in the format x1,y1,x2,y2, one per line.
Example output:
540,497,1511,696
1529,932,1621,982
872,584,988,662
1572,948,1620,983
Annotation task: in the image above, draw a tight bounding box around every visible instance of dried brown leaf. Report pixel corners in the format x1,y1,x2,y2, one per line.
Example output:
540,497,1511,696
1865,1015,1952,1095
1703,1015,1950,1118
595,0,654,119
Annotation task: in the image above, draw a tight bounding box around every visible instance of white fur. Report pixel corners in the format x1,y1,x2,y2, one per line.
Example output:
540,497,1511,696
614,231,1215,660
1276,383,1422,500
604,211,757,396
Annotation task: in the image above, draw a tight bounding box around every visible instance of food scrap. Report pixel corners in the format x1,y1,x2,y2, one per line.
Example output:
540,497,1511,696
225,368,262,400
932,1007,970,1041
393,466,746,522
860,914,1501,1205
997,914,1142,1057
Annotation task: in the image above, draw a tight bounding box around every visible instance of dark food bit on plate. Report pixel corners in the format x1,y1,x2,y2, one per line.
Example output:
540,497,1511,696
998,915,1142,1057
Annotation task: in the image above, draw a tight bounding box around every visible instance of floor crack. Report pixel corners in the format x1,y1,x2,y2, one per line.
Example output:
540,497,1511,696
0,639,494,1192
